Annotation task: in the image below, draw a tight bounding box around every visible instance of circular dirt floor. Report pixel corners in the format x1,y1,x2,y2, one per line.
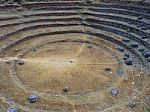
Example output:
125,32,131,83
16,42,118,95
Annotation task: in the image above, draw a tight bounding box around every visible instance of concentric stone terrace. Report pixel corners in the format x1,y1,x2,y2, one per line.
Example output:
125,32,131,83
0,0,150,112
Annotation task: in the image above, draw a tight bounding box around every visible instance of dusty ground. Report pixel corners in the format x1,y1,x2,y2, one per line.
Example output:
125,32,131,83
0,33,149,111
16,41,117,94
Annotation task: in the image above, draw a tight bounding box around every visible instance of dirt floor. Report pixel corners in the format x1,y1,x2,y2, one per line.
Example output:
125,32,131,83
0,33,149,112
16,41,117,94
